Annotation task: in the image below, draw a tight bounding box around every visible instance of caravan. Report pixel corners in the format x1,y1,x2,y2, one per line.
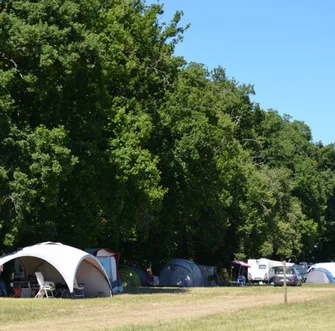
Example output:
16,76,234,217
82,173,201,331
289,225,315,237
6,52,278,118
248,258,294,284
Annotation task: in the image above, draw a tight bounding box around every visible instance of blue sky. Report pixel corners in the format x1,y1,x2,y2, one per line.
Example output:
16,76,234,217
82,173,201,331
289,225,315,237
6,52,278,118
150,0,335,145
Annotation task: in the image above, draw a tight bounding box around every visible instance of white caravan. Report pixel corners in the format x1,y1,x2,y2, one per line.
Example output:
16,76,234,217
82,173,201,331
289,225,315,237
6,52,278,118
307,263,335,278
247,258,294,284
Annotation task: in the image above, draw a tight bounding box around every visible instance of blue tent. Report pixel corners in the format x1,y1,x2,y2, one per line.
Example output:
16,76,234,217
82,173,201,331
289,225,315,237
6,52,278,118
306,268,335,284
159,259,204,287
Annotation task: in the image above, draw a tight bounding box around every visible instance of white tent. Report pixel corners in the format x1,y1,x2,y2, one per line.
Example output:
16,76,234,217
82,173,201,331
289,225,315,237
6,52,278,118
0,242,112,297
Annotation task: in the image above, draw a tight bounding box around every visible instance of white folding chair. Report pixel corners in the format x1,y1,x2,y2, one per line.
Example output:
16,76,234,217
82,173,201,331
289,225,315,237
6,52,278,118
35,272,55,298
73,278,85,298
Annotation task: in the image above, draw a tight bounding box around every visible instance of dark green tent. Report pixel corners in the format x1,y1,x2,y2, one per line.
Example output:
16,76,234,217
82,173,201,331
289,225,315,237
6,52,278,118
118,265,146,287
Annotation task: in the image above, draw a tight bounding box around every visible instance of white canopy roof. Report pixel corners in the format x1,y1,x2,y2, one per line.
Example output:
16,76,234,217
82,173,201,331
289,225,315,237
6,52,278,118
0,242,112,297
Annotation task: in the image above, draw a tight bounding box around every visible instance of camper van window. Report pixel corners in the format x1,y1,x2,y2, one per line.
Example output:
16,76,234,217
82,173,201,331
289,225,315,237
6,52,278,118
259,265,266,269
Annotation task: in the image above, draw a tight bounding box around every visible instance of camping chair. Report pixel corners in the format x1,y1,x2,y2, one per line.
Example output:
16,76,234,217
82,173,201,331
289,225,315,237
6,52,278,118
73,278,85,298
35,272,55,298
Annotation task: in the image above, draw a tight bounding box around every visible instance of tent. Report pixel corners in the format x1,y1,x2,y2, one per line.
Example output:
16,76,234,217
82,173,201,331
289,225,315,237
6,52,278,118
159,259,204,287
86,248,122,293
198,265,218,286
118,265,147,287
0,242,112,297
306,268,335,284
86,249,120,281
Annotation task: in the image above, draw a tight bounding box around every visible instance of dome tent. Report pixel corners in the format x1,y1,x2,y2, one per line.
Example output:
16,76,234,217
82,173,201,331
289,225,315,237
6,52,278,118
0,242,112,297
118,265,147,287
198,265,219,286
159,259,204,287
306,268,335,284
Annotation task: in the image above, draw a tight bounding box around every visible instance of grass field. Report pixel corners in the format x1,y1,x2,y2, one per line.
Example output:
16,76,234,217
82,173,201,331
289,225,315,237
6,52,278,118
1,285,335,330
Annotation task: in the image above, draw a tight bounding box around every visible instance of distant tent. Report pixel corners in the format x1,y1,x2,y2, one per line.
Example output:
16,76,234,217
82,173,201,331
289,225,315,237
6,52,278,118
306,268,335,284
86,248,122,293
198,265,218,286
118,265,147,287
159,259,204,287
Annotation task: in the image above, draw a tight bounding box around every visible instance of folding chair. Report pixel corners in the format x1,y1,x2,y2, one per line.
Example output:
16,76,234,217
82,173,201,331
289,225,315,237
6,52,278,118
35,272,55,298
73,278,85,298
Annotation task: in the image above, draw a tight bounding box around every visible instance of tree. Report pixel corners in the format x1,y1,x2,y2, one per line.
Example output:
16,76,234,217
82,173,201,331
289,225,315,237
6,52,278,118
0,0,187,251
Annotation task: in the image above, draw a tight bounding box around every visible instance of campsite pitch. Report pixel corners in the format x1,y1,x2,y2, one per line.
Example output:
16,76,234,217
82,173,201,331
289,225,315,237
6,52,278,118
0,285,335,330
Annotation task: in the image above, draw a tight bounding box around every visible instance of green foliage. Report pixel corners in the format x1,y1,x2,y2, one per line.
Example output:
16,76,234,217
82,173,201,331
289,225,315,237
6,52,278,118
0,124,76,248
1,0,335,268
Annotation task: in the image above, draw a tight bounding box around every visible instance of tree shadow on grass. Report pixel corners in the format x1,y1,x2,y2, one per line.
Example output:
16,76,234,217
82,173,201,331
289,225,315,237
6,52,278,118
122,287,189,295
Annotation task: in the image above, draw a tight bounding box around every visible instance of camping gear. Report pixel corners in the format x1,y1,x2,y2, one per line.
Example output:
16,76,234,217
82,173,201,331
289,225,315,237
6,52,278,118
86,248,120,282
11,285,21,298
159,259,204,287
0,242,112,297
293,263,309,282
233,260,251,268
35,272,55,298
118,265,147,287
146,274,159,286
308,263,335,278
198,265,218,286
233,260,250,285
86,248,122,293
236,275,246,286
73,278,85,297
306,268,335,284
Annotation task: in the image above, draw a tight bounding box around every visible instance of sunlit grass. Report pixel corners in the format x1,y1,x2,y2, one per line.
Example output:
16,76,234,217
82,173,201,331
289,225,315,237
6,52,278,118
115,291,335,331
1,285,334,330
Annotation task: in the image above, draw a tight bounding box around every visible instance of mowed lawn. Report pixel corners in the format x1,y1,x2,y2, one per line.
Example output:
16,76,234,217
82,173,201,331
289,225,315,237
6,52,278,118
1,285,335,331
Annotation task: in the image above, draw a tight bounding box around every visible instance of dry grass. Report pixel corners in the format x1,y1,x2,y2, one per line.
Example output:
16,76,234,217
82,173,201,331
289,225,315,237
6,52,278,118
0,285,334,331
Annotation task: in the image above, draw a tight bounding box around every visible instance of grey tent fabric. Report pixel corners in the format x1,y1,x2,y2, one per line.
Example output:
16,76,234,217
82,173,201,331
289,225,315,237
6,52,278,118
198,265,218,286
306,268,335,284
159,259,204,287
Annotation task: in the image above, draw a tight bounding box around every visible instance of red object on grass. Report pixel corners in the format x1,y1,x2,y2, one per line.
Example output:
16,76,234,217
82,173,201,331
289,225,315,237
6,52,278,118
14,287,22,298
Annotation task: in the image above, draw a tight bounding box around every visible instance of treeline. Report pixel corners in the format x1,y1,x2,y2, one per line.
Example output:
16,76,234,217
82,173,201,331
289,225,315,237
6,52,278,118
1,0,335,271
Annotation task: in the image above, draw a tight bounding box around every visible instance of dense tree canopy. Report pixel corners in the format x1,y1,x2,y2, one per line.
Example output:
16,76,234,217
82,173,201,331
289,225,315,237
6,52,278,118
1,0,335,271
